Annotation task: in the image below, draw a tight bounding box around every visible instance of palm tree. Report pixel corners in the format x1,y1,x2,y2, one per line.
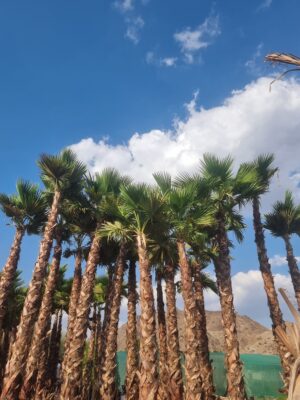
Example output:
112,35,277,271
106,183,166,399
0,271,27,388
21,224,69,398
99,241,128,399
265,191,300,311
125,257,139,400
248,154,290,382
148,234,183,400
0,180,46,332
154,172,213,399
1,149,86,400
155,267,169,400
201,154,261,399
60,169,129,399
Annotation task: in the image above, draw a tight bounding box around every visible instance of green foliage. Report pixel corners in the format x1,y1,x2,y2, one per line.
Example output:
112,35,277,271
265,190,300,237
0,179,46,233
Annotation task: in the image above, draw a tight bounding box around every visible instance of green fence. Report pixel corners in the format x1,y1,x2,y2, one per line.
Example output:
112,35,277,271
116,352,283,398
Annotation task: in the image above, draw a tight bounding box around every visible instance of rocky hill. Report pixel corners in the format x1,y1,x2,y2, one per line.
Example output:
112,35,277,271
117,310,277,355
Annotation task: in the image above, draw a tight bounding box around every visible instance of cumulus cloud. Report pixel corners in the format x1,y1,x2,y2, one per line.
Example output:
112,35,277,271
269,254,300,267
125,16,144,44
174,15,221,64
257,0,273,12
114,0,134,13
203,269,295,327
245,43,264,75
146,51,177,67
70,77,300,210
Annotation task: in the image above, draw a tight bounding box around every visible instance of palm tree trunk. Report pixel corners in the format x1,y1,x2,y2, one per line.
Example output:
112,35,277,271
136,232,159,400
59,233,101,400
1,190,61,400
215,214,246,400
100,243,127,399
156,269,170,400
193,262,214,400
253,197,291,384
125,259,139,400
21,231,63,398
0,329,10,390
30,316,52,400
164,262,183,400
176,240,202,400
92,306,102,400
0,227,25,332
97,264,114,389
82,304,97,400
63,249,82,361
283,234,300,311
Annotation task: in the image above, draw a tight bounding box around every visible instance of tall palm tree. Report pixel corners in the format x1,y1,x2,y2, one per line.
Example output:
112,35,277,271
148,234,183,400
201,154,261,399
155,267,169,400
125,257,139,400
0,271,27,388
265,191,300,311
154,172,213,400
0,180,46,332
21,223,69,399
106,183,166,399
60,169,129,399
249,154,290,382
1,149,86,400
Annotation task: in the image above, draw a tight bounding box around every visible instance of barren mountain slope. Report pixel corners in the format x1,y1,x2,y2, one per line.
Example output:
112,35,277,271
117,310,277,354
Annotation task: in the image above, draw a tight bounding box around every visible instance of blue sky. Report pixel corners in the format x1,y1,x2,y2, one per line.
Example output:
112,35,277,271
1,0,300,325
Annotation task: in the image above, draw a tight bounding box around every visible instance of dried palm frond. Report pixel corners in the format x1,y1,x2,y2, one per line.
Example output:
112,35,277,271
265,52,300,90
265,53,300,67
277,288,300,399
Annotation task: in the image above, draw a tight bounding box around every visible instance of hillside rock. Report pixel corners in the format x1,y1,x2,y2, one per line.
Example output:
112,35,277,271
117,310,277,355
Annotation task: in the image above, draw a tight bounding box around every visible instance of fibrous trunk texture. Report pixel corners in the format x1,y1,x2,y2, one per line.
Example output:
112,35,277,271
82,305,97,400
0,227,24,332
125,259,139,400
164,262,183,400
1,190,61,400
100,243,127,399
176,240,202,400
59,233,101,400
137,233,158,400
284,234,300,312
215,214,246,400
21,232,63,398
63,249,82,362
253,197,291,384
193,262,214,400
156,270,170,400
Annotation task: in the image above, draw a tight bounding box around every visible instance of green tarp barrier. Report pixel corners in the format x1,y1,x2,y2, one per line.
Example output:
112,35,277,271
116,352,283,398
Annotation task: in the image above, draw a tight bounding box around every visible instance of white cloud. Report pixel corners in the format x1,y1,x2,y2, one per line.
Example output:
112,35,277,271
125,16,144,44
70,77,300,210
174,15,221,64
203,269,296,327
245,43,264,75
146,51,177,67
270,254,300,267
114,0,134,13
257,0,273,11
